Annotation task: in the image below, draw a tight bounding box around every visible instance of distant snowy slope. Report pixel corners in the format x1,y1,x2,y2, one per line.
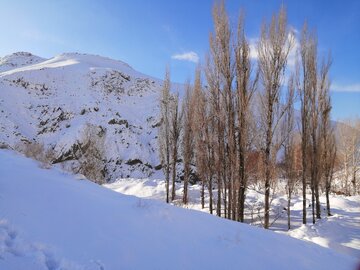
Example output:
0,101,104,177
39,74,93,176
0,52,46,72
0,52,165,181
0,150,357,270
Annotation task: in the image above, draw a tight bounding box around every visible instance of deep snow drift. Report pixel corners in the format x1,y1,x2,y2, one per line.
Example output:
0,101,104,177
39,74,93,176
0,150,357,270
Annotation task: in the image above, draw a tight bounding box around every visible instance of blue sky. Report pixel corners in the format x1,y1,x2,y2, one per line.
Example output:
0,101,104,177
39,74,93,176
0,0,359,120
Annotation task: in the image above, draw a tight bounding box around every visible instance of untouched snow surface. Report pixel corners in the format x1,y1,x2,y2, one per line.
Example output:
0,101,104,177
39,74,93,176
0,149,357,270
105,178,360,259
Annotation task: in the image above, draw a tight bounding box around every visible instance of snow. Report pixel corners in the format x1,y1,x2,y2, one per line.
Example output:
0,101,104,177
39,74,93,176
0,52,46,73
286,196,360,257
105,177,360,259
0,52,167,180
0,149,357,270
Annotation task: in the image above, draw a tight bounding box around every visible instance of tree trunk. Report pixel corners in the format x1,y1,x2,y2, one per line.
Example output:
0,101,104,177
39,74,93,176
315,182,321,219
264,144,271,229
201,178,205,209
264,167,271,229
209,176,213,214
301,140,307,224
239,185,246,222
352,171,357,196
183,172,188,204
311,185,315,224
264,103,273,229
238,149,246,222
326,186,331,216
287,192,291,230
223,174,227,218
165,164,170,203
171,145,177,201
217,171,222,217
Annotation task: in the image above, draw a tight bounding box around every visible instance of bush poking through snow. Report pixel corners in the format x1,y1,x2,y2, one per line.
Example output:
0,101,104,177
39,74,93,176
17,142,55,169
75,124,107,184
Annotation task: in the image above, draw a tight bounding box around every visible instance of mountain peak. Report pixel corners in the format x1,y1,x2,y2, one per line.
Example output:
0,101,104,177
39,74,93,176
53,52,134,71
0,52,46,73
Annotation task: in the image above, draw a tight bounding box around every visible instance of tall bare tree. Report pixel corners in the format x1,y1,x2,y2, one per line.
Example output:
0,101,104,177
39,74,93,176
192,68,208,209
210,0,237,220
234,12,258,222
206,52,224,217
308,36,320,223
257,6,293,229
318,57,335,216
158,68,171,203
170,93,182,201
298,23,313,224
349,119,360,195
338,118,360,195
311,54,332,220
282,75,298,230
182,81,194,204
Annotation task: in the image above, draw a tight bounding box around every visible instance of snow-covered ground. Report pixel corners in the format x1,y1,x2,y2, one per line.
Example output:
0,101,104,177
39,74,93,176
105,177,360,259
0,149,357,270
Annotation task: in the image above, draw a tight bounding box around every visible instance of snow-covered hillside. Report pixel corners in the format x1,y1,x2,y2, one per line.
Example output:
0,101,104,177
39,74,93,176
0,52,45,73
0,150,357,270
0,52,165,182
106,177,360,259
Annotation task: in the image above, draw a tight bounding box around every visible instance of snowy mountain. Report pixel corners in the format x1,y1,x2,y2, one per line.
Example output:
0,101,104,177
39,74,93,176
0,52,165,182
0,149,357,270
0,52,45,73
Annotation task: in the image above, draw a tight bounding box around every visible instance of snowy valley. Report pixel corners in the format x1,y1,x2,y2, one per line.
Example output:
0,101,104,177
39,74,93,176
0,150,358,270
1,0,360,269
0,51,359,270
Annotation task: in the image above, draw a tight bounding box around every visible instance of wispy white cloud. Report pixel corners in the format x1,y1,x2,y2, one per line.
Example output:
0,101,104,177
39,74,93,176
287,31,299,69
331,83,360,92
249,30,299,70
172,51,199,63
249,38,258,60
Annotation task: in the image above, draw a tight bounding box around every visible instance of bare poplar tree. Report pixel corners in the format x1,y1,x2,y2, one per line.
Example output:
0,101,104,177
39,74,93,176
234,12,258,222
158,68,171,203
349,119,360,195
170,93,182,201
338,118,360,195
312,54,332,220
282,75,297,230
318,56,334,216
206,52,225,217
323,131,336,216
192,68,208,209
257,6,293,229
210,0,237,220
182,81,194,204
308,36,320,223
298,23,312,224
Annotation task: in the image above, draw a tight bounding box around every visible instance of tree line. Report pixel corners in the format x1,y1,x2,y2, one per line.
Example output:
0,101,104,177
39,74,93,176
158,1,359,229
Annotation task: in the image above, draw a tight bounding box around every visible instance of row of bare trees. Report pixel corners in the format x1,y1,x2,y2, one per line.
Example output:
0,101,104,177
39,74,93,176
337,118,360,196
157,2,355,229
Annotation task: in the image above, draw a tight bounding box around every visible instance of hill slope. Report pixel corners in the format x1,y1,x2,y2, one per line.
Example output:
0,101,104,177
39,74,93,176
0,150,357,270
0,52,164,182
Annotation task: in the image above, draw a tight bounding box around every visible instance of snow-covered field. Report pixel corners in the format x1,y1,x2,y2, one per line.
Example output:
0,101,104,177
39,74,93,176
105,177,360,259
0,149,357,270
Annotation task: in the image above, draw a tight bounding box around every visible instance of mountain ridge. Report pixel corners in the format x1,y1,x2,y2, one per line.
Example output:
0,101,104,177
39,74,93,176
0,51,165,182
